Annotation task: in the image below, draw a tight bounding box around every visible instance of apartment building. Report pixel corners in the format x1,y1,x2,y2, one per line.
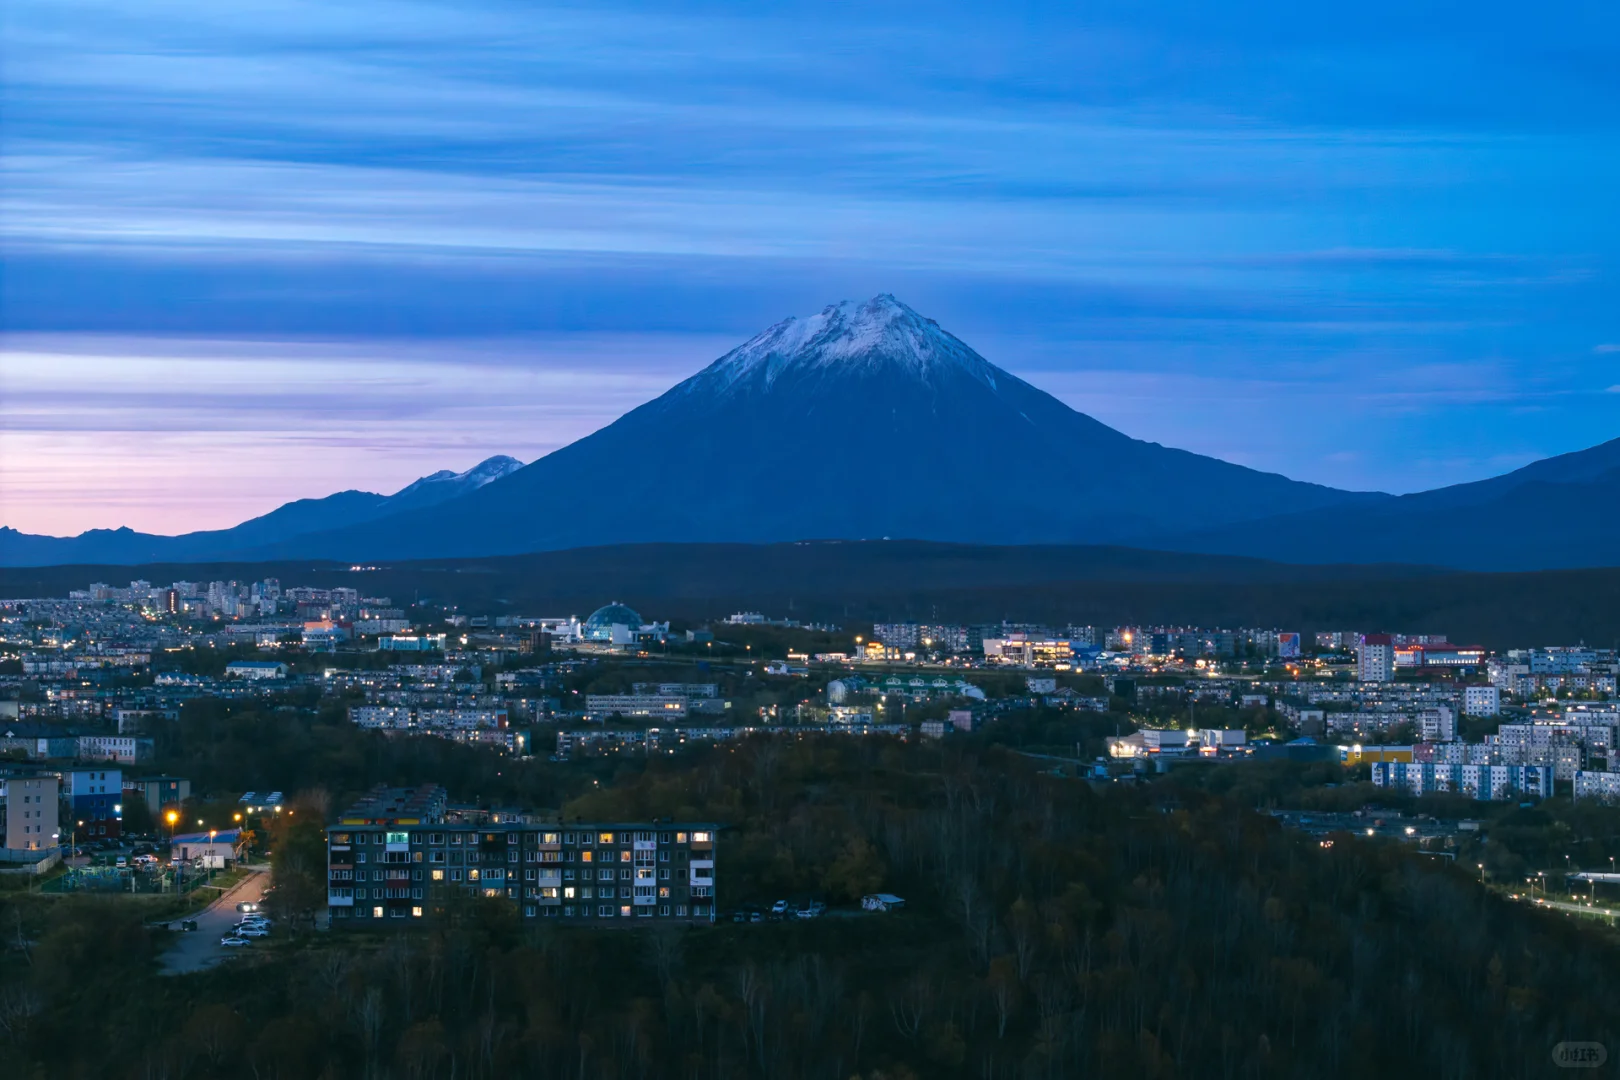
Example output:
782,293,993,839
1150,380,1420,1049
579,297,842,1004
1,772,61,852
1371,761,1552,801
1357,634,1394,683
1462,686,1501,717
1573,771,1620,802
584,694,688,721
67,767,122,841
326,787,717,925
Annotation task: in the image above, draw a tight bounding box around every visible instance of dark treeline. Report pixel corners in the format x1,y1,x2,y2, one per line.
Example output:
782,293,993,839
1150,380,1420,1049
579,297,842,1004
148,696,602,813
6,737,1620,1079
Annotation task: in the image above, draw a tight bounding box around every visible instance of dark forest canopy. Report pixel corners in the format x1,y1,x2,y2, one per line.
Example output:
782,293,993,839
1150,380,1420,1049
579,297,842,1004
5,730,1620,1079
6,539,1620,648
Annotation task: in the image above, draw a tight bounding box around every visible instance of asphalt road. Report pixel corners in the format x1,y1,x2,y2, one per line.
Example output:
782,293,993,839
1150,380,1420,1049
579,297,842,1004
1527,896,1620,920
158,867,269,975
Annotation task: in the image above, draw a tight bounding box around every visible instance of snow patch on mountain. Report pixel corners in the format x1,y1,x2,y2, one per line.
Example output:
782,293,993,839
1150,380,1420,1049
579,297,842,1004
682,294,1005,397
391,456,523,499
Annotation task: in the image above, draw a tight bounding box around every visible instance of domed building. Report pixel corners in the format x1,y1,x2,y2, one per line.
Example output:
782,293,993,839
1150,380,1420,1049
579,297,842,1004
582,602,643,642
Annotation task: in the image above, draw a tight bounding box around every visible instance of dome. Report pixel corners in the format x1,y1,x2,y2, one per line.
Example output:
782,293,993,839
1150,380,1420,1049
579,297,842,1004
583,602,642,641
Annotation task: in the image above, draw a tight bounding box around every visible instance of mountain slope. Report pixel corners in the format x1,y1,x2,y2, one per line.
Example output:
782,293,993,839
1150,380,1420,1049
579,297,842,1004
0,456,522,567
1142,440,1620,570
230,295,1382,561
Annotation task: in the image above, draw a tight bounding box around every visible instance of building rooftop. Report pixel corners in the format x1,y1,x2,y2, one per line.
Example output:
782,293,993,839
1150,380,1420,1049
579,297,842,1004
338,783,449,825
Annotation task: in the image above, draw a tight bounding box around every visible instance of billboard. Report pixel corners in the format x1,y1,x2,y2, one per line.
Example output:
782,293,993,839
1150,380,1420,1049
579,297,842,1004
1277,632,1302,659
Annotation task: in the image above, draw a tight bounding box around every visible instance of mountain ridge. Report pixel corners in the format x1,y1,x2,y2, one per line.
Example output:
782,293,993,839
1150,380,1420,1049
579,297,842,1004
204,294,1376,562
3,295,1616,569
0,455,522,566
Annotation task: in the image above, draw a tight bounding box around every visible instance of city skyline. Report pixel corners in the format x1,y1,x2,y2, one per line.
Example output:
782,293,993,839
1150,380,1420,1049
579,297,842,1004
4,1,1620,535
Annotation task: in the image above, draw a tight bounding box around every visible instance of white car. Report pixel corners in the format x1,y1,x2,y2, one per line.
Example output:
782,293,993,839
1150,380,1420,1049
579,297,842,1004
237,926,270,938
220,936,250,947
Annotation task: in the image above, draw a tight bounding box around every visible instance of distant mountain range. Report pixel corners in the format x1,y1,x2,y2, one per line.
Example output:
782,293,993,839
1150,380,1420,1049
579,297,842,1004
3,295,1616,570
0,455,522,566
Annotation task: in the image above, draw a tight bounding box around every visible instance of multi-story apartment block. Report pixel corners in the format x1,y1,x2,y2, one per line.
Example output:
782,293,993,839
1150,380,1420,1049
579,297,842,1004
1371,761,1552,801
1357,634,1394,683
583,695,687,721
1573,771,1620,802
326,786,717,925
1463,685,1501,717
1,772,61,852
67,767,122,840
1419,707,1457,743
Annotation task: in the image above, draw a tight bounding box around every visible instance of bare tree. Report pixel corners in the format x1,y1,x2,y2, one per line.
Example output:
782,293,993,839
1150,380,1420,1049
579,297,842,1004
889,974,933,1042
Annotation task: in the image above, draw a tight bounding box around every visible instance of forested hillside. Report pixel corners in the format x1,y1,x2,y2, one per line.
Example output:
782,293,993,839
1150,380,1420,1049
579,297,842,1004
5,733,1619,1079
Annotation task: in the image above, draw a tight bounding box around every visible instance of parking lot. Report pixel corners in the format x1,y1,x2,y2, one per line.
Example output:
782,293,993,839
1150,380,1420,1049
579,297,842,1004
158,867,269,975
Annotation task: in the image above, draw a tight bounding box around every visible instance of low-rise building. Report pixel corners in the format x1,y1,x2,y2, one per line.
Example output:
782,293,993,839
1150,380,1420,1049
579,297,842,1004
76,735,152,764
127,775,191,815
170,828,245,867
224,660,288,680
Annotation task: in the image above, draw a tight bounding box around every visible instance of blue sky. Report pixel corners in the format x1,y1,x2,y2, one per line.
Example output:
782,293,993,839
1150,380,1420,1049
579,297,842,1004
3,1,1618,534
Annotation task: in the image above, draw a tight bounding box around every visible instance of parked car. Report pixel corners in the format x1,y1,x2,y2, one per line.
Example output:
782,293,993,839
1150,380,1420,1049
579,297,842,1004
237,926,270,938
770,900,790,917
796,901,825,919
219,936,250,947
115,856,127,868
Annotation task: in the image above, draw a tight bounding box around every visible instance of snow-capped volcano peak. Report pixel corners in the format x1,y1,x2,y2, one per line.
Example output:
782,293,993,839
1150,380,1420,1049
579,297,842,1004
683,294,1004,396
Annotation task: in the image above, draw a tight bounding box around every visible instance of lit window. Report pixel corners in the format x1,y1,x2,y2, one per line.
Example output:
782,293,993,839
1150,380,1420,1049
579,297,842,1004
692,831,711,843
541,887,559,899
372,906,384,919
564,887,576,899
676,832,687,843
619,850,632,862
468,869,480,881
431,869,444,881
598,832,614,844
581,851,593,863
543,832,559,844
411,906,423,918
620,906,632,918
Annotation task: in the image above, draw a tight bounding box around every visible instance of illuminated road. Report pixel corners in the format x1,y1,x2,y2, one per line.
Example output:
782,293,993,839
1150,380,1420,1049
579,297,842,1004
158,867,269,975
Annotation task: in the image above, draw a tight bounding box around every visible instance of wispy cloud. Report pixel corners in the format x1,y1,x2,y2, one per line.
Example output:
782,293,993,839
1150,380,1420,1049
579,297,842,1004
3,0,1619,530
